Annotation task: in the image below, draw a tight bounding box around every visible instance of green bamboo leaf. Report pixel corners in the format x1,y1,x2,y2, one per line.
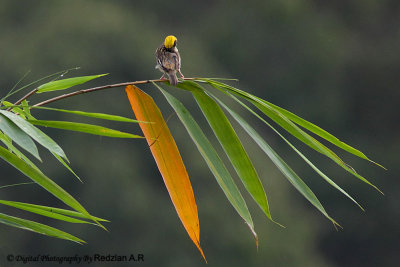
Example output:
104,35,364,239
178,81,280,225
21,100,36,120
203,80,342,159
11,107,26,119
21,100,31,114
0,110,67,160
52,152,82,183
0,114,40,160
257,100,384,169
195,78,239,81
25,106,144,123
0,200,95,224
1,101,29,119
155,83,256,238
0,212,84,243
28,120,143,138
0,132,41,171
1,100,13,107
0,200,108,221
203,80,382,194
37,74,108,93
213,94,341,225
0,146,103,228
0,182,35,189
222,92,364,211
1,67,80,101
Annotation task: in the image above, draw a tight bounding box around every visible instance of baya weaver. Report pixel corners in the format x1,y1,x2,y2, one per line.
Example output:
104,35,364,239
155,35,184,86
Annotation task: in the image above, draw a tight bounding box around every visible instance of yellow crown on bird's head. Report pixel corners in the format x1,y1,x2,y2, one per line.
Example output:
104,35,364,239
164,35,177,49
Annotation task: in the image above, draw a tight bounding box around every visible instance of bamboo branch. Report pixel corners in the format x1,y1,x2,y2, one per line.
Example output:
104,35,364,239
20,78,196,107
6,88,38,111
14,88,38,106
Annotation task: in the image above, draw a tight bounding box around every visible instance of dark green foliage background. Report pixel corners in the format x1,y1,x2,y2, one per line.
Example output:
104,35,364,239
0,1,398,266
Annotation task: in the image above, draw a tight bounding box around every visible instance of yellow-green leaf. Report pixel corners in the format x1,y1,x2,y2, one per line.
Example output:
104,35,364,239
0,114,40,160
25,105,143,123
0,110,67,160
0,146,103,229
178,81,280,227
203,79,382,194
0,200,108,224
37,74,108,93
28,120,143,138
0,212,84,243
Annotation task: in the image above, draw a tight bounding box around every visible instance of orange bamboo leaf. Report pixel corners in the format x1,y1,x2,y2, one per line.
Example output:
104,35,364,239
125,85,206,262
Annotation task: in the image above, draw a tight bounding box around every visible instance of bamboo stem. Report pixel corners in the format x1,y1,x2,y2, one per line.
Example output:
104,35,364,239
11,78,196,108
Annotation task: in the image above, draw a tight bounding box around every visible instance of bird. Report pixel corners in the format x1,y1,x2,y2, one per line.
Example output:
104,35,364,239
155,35,184,86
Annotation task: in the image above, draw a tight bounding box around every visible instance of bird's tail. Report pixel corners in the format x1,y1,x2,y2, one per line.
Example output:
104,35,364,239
168,71,178,86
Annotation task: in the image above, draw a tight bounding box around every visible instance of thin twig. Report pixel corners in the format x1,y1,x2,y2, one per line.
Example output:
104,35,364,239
32,78,197,107
148,112,176,147
3,67,80,107
6,88,39,111
13,89,38,106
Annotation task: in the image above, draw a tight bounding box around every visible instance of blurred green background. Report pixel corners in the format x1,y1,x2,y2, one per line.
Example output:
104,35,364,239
0,0,398,266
